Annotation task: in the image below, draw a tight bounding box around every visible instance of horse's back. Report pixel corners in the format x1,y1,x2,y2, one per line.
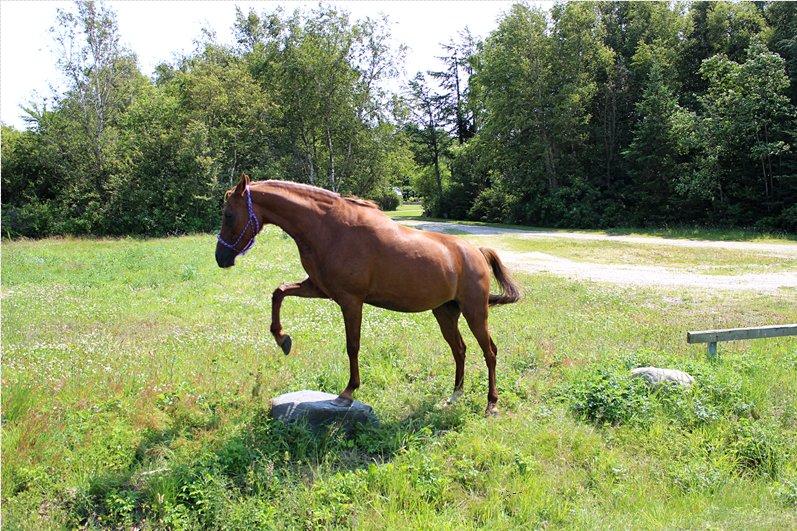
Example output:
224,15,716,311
324,206,489,311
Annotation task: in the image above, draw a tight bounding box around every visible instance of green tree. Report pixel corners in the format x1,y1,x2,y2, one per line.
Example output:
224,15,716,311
430,28,479,144
766,1,797,104
473,3,611,224
406,72,450,200
681,1,770,108
690,39,795,222
623,59,696,223
52,0,143,196
591,2,689,194
252,7,401,194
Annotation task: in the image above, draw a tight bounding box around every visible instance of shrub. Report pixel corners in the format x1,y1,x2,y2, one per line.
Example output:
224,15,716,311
468,186,517,223
780,203,797,232
371,188,402,211
562,369,652,426
670,460,726,494
1,200,57,238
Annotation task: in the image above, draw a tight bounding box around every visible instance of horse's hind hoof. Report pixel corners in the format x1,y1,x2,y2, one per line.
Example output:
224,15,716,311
280,335,292,355
446,389,463,406
485,404,499,417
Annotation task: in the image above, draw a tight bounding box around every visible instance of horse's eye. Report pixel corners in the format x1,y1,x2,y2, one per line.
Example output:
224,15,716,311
224,212,234,221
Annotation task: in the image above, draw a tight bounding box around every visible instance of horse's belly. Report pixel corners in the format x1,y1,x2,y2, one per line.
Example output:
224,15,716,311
364,297,431,313
365,255,458,312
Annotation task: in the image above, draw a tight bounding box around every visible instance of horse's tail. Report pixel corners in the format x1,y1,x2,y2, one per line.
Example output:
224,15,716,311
480,247,522,306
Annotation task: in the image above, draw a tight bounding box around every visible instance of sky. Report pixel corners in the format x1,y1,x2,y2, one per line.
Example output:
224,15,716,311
0,1,553,130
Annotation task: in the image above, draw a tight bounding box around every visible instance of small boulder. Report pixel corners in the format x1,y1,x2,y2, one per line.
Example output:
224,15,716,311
631,367,694,387
269,390,378,433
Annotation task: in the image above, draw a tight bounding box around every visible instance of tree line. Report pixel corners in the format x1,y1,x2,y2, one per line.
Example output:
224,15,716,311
2,1,796,237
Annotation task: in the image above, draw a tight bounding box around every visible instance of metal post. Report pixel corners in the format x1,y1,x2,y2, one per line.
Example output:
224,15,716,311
707,341,717,359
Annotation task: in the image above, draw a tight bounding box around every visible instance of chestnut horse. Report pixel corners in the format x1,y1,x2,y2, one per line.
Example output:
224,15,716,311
215,175,521,414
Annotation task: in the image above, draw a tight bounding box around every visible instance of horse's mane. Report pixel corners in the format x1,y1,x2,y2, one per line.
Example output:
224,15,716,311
344,197,380,209
258,180,380,210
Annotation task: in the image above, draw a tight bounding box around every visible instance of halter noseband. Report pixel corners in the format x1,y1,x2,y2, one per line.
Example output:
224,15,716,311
217,185,261,256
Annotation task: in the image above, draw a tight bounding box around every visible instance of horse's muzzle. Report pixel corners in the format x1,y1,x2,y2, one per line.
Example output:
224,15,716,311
215,243,236,268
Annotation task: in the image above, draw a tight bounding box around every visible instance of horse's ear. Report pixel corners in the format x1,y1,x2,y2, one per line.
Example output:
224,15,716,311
234,173,251,196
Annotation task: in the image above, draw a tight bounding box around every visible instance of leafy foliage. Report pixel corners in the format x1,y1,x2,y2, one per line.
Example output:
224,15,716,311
404,1,797,232
3,0,797,236
1,2,410,237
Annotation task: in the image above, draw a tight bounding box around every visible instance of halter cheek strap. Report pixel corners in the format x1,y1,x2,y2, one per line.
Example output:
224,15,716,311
217,186,261,256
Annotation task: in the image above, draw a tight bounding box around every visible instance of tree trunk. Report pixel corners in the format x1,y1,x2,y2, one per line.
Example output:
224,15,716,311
602,82,617,187
307,154,316,185
326,126,337,192
431,130,443,197
453,55,465,145
540,129,558,191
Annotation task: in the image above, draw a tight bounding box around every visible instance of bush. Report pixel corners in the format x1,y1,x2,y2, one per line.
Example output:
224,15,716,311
780,203,797,232
1,200,57,238
468,186,517,223
670,460,726,494
777,478,797,508
371,188,402,211
399,185,419,202
562,369,652,426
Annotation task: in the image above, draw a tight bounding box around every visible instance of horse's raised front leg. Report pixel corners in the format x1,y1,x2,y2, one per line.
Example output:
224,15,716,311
271,278,327,355
332,300,363,407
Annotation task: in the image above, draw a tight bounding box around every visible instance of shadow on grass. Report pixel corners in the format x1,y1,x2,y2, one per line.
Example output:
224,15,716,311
208,396,471,477
72,398,471,526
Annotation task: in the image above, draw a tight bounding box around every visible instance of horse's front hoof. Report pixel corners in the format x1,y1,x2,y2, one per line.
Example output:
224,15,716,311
485,403,499,417
280,335,292,355
331,395,353,408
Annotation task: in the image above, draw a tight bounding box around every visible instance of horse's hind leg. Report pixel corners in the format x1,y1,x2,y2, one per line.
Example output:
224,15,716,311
433,301,466,404
462,303,499,416
271,278,327,354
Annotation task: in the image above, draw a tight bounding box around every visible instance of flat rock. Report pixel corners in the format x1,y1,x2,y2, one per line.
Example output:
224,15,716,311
631,367,694,387
269,390,378,433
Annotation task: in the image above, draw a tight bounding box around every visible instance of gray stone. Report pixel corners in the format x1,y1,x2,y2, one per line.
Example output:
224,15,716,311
631,367,694,387
269,390,378,433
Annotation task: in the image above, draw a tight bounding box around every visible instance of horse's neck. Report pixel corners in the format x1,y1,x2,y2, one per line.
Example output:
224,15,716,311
252,184,328,251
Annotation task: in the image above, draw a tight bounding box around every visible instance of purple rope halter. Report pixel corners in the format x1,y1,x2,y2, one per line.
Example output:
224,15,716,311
217,185,261,256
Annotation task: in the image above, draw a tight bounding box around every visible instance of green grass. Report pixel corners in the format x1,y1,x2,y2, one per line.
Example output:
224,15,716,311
603,225,797,243
386,203,423,218
3,229,797,529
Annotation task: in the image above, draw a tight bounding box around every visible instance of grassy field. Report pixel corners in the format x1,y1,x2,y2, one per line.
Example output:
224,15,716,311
3,224,797,529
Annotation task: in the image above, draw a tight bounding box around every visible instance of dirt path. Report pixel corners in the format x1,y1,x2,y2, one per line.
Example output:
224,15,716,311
399,220,797,292
401,220,797,257
499,250,797,292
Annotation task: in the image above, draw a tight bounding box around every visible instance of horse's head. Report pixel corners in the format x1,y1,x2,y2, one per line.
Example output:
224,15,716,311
215,174,261,268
